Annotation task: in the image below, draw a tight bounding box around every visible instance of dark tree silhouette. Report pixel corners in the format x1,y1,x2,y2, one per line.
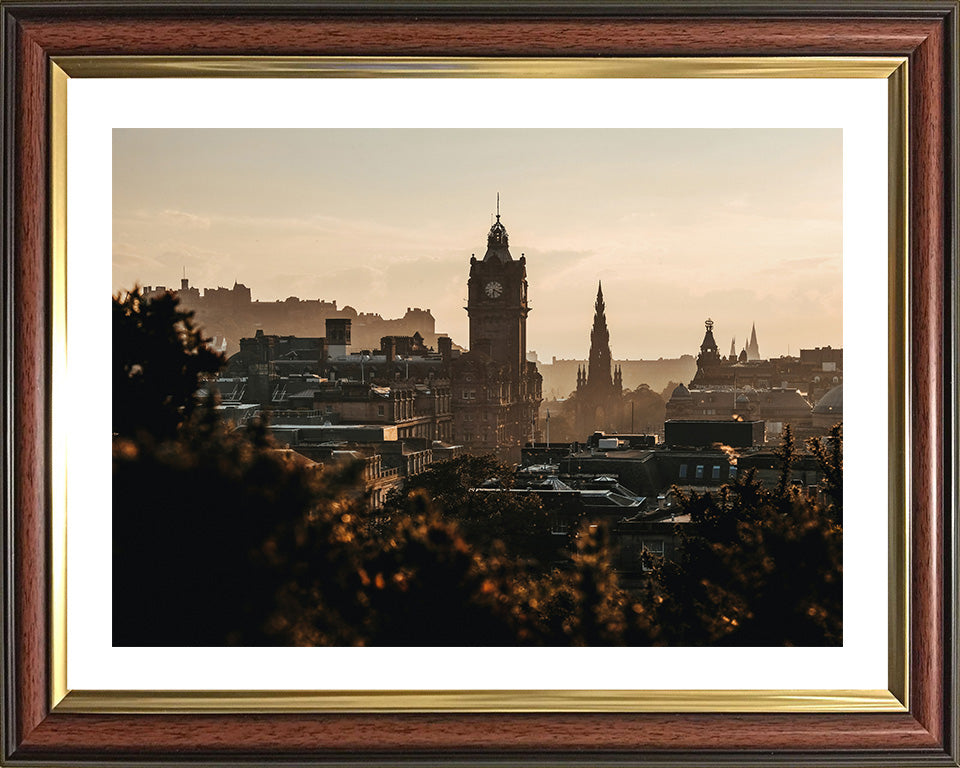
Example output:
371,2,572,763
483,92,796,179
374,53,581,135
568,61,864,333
112,289,628,646
637,425,843,646
381,454,558,570
113,412,338,645
617,384,666,433
806,423,843,524
113,287,224,440
112,287,842,648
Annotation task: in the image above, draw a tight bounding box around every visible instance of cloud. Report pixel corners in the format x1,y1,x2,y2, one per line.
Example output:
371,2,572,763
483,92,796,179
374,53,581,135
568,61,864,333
157,209,211,230
112,246,167,276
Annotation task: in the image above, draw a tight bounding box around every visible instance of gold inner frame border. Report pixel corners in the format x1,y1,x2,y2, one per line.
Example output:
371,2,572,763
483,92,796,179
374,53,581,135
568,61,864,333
49,55,909,714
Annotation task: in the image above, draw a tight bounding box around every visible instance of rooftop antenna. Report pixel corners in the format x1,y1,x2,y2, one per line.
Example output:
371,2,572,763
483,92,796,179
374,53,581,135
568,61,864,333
496,192,500,220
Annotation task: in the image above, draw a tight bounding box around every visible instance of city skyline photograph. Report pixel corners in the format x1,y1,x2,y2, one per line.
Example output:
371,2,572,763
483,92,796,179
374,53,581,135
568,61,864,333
113,128,842,361
112,126,844,650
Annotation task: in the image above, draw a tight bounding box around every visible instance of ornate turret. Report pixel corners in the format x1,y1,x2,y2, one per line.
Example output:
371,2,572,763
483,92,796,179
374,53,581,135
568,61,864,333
698,318,721,369
613,364,623,391
729,337,737,360
483,194,512,263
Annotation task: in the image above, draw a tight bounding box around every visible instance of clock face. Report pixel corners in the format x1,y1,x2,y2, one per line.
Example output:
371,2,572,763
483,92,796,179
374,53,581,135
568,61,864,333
484,281,503,299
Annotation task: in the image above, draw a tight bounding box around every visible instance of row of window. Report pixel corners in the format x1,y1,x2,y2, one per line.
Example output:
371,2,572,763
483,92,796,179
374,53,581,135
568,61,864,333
460,383,513,400
461,411,497,423
678,464,737,481
457,427,504,444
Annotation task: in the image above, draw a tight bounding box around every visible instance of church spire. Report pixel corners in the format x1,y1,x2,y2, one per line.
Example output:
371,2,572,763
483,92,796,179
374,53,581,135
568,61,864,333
586,281,613,391
747,322,760,360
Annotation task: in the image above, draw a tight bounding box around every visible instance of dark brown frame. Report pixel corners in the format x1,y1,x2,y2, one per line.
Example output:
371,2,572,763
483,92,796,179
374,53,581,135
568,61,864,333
2,2,957,766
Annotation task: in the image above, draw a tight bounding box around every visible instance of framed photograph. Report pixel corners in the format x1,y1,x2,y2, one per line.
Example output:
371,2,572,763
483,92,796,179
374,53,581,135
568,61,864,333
2,2,957,766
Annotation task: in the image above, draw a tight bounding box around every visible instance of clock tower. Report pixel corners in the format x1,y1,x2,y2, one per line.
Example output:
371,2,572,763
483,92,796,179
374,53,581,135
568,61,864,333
452,201,541,459
466,203,529,381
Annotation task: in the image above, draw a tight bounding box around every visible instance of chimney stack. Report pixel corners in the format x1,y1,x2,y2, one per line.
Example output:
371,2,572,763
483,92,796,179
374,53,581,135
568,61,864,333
325,318,351,359
381,336,397,364
438,336,452,362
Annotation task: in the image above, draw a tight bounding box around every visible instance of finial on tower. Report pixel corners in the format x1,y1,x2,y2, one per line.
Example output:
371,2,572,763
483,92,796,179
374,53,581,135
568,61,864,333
496,192,500,221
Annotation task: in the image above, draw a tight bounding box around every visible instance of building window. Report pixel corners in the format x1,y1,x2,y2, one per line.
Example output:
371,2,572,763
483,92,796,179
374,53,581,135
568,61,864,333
678,464,687,479
712,465,721,480
729,465,738,479
695,465,704,479
377,405,385,416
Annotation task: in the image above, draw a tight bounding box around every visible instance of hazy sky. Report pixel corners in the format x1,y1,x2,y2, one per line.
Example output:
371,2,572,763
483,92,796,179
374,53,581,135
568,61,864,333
113,128,842,360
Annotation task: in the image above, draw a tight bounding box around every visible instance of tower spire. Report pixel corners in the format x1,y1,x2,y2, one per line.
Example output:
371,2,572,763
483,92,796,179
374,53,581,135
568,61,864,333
747,322,760,360
483,199,511,262
586,282,613,392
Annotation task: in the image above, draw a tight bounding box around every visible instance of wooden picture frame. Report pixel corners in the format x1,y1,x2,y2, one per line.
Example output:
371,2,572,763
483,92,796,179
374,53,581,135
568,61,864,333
2,2,957,765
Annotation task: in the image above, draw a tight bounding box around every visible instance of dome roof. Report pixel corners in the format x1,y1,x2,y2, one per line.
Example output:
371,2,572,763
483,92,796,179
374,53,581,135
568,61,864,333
813,384,843,414
670,383,692,400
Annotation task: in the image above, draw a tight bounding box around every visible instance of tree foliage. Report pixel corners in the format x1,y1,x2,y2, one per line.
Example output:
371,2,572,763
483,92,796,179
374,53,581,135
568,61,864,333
113,288,843,647
659,381,682,402
619,384,667,433
806,423,843,524
637,425,843,646
113,287,224,440
381,454,558,570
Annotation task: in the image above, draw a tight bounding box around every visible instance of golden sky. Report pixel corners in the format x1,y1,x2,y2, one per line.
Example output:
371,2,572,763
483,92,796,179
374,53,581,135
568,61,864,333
113,128,842,360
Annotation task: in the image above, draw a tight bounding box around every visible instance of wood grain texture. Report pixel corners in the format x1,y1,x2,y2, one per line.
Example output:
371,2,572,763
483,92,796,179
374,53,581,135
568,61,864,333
13,22,49,749
3,4,956,764
13,712,943,756
17,16,942,56
908,16,947,748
